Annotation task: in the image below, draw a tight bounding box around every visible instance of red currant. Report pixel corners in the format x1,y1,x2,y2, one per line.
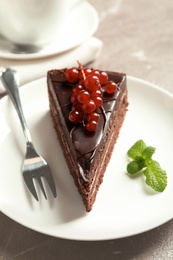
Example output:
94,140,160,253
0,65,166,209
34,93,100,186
70,93,77,104
77,90,90,104
72,103,83,112
99,71,108,85
65,68,79,83
79,68,92,79
69,110,83,123
90,89,102,98
105,81,117,94
92,96,102,108
84,75,100,91
87,112,100,122
82,100,96,114
94,84,101,91
91,70,100,78
86,120,97,132
72,84,83,95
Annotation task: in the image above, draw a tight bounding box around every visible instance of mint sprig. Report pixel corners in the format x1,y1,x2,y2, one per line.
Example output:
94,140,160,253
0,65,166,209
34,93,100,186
127,140,167,192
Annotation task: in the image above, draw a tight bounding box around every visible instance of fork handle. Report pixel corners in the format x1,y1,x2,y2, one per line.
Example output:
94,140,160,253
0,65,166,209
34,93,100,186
1,68,33,145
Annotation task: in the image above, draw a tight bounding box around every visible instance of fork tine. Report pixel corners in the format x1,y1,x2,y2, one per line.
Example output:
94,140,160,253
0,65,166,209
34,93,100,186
23,174,39,201
36,176,47,199
43,167,57,198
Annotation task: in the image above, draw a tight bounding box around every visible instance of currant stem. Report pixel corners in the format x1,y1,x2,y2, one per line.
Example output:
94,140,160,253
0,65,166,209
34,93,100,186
77,60,86,81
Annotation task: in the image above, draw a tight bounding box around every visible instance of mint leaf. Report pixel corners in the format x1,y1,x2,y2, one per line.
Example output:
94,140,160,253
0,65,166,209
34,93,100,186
142,146,156,160
127,140,147,160
127,156,146,174
126,140,167,192
144,160,167,192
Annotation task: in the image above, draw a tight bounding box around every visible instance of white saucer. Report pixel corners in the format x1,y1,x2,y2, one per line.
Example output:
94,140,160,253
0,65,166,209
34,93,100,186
0,2,99,60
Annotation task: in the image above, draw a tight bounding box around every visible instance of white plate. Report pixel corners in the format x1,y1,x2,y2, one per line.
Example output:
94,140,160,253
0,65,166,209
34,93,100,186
0,2,99,60
0,76,173,241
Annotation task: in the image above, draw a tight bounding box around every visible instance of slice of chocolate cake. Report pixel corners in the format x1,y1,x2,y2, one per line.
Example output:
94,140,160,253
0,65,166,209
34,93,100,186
47,65,128,212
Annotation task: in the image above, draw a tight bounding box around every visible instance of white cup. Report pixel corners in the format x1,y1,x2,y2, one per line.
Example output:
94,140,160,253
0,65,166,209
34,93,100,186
0,0,84,46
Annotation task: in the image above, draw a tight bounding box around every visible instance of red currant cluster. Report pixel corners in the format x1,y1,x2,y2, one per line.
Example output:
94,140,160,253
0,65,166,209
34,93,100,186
65,66,117,132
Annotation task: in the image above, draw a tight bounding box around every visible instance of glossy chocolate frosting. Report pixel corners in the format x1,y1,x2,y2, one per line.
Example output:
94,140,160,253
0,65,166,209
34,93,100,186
48,69,126,182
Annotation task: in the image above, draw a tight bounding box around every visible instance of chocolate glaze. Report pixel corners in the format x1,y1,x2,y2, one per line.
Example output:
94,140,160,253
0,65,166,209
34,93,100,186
48,69,126,182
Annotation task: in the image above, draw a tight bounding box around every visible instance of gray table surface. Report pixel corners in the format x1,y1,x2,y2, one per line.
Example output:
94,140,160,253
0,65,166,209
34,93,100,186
1,0,173,259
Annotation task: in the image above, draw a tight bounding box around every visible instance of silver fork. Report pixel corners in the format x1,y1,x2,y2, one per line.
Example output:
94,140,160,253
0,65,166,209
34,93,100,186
0,68,57,201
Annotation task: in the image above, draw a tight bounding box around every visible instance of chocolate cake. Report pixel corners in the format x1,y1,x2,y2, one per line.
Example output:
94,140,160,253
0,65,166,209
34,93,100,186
47,66,128,212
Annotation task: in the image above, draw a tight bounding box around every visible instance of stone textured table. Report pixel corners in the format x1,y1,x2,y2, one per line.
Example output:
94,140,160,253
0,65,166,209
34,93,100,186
1,0,173,259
